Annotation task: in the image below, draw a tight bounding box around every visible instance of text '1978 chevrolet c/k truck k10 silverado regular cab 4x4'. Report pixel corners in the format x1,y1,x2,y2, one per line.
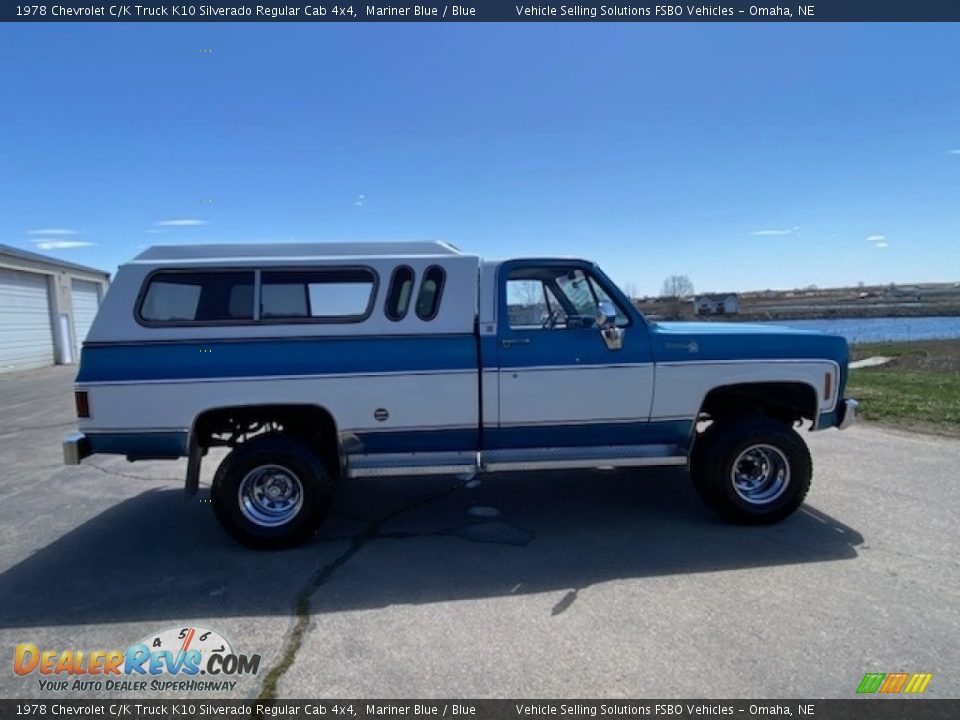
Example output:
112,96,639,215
63,242,858,548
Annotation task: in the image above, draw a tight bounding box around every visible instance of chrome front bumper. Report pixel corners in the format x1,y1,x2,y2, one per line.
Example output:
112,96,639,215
838,399,859,430
63,432,91,465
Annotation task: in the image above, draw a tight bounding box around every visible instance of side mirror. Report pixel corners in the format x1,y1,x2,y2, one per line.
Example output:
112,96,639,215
596,301,617,329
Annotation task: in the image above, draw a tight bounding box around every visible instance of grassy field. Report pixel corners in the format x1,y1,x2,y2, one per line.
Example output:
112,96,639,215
847,338,960,436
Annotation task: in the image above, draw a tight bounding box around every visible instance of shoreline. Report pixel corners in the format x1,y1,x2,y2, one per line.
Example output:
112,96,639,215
646,308,960,322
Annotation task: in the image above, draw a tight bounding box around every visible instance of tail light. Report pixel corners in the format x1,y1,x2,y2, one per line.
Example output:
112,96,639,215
75,391,90,419
824,372,832,403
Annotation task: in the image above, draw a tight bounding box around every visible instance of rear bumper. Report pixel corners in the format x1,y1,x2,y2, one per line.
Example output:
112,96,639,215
837,398,859,430
62,432,91,465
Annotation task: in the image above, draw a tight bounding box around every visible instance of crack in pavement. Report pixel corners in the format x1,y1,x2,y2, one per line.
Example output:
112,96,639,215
255,481,536,703
255,479,472,703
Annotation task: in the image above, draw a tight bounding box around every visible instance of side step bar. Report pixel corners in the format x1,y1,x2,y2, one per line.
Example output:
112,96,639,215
345,445,687,479
347,452,477,479
482,444,687,472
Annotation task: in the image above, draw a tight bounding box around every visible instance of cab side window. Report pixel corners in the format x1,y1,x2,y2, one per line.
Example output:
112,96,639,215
507,279,559,329
506,266,629,330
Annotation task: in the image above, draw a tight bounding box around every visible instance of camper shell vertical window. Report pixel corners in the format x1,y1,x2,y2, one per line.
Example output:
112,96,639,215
384,265,416,321
415,265,446,320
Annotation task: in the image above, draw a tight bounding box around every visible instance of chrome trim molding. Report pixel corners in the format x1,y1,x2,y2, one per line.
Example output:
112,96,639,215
81,368,477,387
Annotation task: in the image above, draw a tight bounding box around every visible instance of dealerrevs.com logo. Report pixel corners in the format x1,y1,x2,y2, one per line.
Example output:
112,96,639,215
14,626,261,693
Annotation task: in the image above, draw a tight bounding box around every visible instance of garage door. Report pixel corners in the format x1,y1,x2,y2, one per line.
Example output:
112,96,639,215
0,268,54,372
71,279,101,346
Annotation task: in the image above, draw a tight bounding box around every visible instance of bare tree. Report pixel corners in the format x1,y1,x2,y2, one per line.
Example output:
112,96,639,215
622,281,639,302
660,275,694,319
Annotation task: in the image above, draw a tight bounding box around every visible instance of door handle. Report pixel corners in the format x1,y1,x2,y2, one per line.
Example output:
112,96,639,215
501,338,531,348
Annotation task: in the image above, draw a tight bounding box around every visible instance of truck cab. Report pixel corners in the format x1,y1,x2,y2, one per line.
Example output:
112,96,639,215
64,242,857,548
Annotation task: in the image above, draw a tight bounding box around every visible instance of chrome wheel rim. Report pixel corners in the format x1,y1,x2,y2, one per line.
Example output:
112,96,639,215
238,464,304,527
730,444,790,505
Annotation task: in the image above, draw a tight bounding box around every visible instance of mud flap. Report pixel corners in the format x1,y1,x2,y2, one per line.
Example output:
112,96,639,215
184,433,202,499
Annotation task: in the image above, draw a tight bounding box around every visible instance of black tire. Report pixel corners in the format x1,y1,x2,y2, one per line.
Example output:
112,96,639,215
211,434,334,549
690,417,811,525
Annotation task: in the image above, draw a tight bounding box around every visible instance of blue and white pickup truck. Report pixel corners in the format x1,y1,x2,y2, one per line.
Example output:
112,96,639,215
64,242,858,548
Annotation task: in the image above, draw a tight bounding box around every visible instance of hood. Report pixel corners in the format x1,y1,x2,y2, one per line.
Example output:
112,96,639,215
648,320,849,365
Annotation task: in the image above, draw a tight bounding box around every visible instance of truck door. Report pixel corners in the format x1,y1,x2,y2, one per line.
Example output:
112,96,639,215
495,261,655,450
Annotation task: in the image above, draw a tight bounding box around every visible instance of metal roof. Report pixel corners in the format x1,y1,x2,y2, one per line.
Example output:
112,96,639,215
132,242,465,262
0,244,110,278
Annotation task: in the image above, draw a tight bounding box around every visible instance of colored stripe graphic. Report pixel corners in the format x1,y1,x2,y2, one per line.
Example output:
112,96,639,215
857,673,885,694
879,672,910,693
904,674,933,694
857,672,932,694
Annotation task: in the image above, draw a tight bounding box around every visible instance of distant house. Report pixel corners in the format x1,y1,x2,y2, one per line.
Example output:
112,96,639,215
694,294,740,316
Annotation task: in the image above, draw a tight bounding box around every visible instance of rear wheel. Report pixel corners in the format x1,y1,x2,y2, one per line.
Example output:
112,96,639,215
691,417,811,524
211,434,334,549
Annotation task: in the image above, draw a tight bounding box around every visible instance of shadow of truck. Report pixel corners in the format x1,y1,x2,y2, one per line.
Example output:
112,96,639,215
0,467,862,628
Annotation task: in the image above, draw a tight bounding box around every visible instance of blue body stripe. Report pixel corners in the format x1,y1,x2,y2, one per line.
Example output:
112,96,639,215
495,419,693,450
77,335,477,383
78,326,848,382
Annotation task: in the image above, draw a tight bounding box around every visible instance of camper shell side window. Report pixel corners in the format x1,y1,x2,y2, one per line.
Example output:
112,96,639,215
135,267,378,326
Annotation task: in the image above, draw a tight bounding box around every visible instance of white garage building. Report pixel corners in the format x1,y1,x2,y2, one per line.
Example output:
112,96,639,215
0,245,110,374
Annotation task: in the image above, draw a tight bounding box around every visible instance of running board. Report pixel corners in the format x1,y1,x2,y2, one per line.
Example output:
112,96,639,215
481,444,688,472
345,445,687,478
346,452,477,479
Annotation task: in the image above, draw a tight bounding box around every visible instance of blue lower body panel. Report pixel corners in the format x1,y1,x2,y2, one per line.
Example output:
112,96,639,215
493,419,694,450
86,431,188,459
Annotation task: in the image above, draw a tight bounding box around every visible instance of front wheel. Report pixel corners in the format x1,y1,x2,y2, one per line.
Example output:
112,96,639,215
211,434,334,549
691,418,812,524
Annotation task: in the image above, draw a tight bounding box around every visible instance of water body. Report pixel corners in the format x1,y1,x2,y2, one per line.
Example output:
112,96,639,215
758,316,960,344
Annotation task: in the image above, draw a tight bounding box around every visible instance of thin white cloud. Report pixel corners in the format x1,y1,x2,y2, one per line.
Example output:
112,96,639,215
750,229,793,236
155,219,208,227
354,194,366,207
866,234,886,242
875,242,889,248
34,240,95,250
947,149,960,155
27,228,77,236
145,229,165,234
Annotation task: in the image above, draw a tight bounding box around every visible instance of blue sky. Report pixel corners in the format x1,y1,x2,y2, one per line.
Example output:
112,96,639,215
1,23,958,295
